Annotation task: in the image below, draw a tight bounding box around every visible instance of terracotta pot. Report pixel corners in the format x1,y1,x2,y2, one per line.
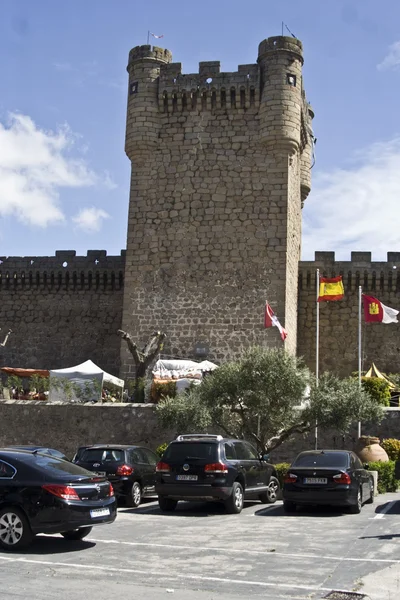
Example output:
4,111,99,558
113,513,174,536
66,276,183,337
355,436,389,463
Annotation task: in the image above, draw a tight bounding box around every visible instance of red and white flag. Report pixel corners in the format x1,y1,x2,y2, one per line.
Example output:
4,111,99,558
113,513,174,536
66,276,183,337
363,294,399,324
264,302,287,341
151,32,164,39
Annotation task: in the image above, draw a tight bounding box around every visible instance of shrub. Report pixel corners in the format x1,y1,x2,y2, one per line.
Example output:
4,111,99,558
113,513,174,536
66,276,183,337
156,442,169,457
151,381,177,404
273,462,291,487
368,460,400,494
361,377,391,407
381,438,400,461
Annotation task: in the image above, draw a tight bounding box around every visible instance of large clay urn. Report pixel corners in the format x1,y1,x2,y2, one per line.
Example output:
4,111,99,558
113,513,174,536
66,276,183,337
355,436,389,463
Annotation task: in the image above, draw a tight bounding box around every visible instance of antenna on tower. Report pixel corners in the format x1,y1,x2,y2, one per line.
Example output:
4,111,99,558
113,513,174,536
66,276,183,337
282,22,297,38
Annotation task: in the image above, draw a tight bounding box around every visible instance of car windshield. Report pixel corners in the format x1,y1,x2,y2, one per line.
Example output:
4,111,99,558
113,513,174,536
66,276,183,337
293,452,349,468
29,454,94,478
163,442,218,461
80,449,125,462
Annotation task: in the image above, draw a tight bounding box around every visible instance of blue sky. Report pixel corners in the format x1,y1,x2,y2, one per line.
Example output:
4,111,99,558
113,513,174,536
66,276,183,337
0,0,399,261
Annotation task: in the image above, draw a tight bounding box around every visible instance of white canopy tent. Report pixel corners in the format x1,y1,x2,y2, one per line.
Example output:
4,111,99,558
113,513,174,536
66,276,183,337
49,360,124,403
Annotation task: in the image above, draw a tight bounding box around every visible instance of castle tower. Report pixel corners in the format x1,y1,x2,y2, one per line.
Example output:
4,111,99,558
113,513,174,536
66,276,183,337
120,37,314,379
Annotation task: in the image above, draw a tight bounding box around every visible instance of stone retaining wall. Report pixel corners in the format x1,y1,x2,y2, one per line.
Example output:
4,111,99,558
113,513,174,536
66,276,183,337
1,401,399,464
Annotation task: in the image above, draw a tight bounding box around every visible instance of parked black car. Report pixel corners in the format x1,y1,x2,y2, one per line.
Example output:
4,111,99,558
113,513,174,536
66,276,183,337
0,449,116,550
282,450,374,513
5,446,69,461
73,444,158,507
155,434,280,514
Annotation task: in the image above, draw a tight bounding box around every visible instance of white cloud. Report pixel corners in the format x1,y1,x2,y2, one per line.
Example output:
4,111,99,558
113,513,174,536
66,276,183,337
72,207,110,233
0,112,114,227
377,41,400,71
302,138,400,261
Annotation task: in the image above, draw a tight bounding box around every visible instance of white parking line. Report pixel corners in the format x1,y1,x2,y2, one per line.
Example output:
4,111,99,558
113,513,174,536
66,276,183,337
372,501,397,519
87,538,400,563
0,555,361,594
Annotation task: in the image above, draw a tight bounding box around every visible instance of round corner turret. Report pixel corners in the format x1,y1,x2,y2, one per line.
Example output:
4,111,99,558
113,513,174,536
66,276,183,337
125,45,172,160
257,36,305,154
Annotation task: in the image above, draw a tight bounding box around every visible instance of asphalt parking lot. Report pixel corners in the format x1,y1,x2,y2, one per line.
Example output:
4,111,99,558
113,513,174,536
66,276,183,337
1,493,400,600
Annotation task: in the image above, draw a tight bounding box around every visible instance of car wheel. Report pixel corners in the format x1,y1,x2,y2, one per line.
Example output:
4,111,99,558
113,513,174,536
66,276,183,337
283,501,296,513
158,496,178,512
61,526,93,541
365,480,374,504
0,507,34,551
225,481,244,514
350,488,362,514
259,476,280,504
126,481,142,508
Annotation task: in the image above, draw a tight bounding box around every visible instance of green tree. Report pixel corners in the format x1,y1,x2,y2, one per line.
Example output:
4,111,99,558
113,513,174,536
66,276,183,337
361,377,391,407
156,348,384,454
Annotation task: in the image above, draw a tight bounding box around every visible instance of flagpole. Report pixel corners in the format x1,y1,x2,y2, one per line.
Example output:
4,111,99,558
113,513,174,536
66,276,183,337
315,269,320,450
147,30,150,44
358,286,362,438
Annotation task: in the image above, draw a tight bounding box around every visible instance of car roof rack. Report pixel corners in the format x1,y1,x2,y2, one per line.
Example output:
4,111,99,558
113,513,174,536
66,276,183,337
175,434,223,441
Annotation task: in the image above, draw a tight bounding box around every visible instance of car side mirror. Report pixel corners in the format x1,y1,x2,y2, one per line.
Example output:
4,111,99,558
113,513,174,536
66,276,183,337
363,463,369,470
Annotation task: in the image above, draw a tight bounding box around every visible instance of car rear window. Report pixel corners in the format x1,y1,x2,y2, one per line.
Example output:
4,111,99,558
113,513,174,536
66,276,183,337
163,442,218,462
293,452,349,468
30,455,94,477
80,449,125,463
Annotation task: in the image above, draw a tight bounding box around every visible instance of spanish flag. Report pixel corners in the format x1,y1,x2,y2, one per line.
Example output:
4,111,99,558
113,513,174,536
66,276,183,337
318,276,344,302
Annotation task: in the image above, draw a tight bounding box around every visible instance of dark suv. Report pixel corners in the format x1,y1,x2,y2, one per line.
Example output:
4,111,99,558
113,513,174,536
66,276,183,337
73,444,158,507
155,434,280,514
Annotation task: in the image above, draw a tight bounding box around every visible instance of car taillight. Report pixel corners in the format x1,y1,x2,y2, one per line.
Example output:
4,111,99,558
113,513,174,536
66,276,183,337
109,483,115,497
333,473,351,484
116,464,134,476
42,484,80,501
284,473,298,484
156,461,170,473
204,462,228,474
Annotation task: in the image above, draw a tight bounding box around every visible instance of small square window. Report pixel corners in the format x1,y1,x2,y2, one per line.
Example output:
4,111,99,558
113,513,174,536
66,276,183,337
287,74,296,87
130,81,139,95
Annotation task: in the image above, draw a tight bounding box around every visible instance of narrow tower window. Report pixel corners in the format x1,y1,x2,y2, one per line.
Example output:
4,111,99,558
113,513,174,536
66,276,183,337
221,89,226,108
240,88,246,108
287,73,297,87
211,90,216,109
182,91,187,111
250,87,255,106
172,93,178,112
230,88,236,108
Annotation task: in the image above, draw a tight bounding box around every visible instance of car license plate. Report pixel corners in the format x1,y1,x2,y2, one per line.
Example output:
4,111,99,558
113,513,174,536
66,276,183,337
176,475,198,481
304,477,327,484
90,508,110,518
95,471,106,477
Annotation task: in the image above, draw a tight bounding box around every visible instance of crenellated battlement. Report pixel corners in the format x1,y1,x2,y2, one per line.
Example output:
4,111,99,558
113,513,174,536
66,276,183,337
0,250,126,290
158,62,260,112
128,45,172,67
299,251,400,292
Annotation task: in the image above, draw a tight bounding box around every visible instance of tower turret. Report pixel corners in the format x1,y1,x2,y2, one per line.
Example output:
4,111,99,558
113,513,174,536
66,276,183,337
125,45,172,159
257,36,304,154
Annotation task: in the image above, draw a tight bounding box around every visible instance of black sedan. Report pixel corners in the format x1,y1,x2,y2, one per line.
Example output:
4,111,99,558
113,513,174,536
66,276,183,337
5,445,69,461
0,449,117,550
73,444,158,507
282,450,374,514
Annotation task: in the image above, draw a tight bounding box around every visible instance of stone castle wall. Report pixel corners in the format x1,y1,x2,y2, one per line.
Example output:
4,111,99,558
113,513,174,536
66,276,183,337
298,251,400,377
0,250,125,376
120,37,314,378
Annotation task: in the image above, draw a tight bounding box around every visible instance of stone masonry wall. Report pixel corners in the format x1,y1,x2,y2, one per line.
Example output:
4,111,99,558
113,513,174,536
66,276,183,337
121,38,313,377
0,400,398,466
298,251,400,377
0,251,125,376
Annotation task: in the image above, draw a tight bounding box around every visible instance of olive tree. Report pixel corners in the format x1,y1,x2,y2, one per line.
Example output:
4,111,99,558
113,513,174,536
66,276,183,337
156,347,384,453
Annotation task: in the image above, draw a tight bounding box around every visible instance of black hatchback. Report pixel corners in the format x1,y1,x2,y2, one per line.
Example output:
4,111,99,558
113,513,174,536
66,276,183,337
155,434,280,514
73,445,158,507
0,449,116,551
282,450,374,513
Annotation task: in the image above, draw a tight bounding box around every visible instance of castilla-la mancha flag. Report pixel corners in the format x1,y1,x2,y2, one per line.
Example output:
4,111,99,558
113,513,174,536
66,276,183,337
363,294,399,324
318,276,344,302
264,302,287,341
